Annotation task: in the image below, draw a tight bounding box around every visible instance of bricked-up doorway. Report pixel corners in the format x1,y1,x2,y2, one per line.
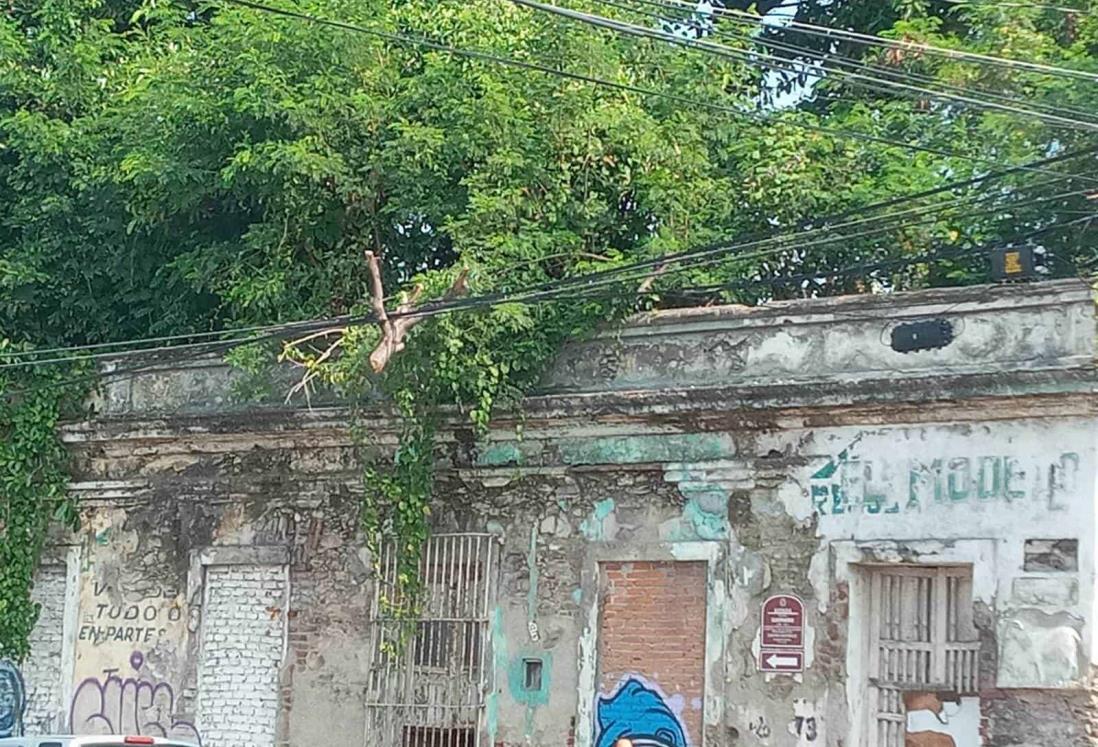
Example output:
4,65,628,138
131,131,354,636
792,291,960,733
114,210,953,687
596,561,707,747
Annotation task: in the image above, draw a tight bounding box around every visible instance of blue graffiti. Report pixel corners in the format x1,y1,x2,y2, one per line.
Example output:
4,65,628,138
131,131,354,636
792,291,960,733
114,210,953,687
0,660,26,738
595,677,689,747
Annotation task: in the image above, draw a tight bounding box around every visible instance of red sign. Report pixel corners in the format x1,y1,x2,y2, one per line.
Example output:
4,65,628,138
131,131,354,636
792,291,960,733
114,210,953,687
760,593,804,648
758,594,805,674
758,649,804,673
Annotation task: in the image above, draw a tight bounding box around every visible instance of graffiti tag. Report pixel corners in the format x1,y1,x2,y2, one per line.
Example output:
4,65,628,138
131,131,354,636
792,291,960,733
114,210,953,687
69,651,200,745
748,715,771,739
0,661,26,738
595,676,689,747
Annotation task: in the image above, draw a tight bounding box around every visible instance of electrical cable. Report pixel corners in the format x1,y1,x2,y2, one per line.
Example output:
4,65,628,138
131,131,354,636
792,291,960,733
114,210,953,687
0,316,360,360
483,190,1097,308
6,148,1095,365
5,211,1093,401
940,0,1095,15
216,0,1098,185
435,184,1097,313
5,179,1085,374
598,0,1098,124
511,0,1098,133
650,0,1098,81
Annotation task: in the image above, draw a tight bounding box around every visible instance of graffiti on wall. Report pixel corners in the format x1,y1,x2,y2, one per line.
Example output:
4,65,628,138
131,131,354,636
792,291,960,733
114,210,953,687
69,651,201,745
595,676,689,747
0,661,26,738
904,692,979,747
810,445,1080,516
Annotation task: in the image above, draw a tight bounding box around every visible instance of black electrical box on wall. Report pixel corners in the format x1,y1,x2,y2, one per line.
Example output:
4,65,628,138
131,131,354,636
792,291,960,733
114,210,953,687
990,245,1037,280
891,319,954,353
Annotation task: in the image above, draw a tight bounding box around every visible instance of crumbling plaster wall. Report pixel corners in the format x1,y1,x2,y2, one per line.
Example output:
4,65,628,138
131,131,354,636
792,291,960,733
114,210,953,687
55,420,373,747
40,279,1098,747
463,406,1098,747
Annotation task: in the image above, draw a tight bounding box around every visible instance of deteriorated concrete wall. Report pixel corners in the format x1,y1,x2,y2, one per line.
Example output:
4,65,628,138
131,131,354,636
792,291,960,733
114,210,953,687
3,280,1097,747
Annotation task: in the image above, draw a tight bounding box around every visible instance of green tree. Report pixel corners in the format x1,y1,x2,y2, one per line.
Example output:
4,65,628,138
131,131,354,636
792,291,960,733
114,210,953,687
2,0,1096,616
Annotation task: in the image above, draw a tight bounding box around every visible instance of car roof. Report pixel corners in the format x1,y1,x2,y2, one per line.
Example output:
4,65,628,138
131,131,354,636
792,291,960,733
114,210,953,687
0,738,198,747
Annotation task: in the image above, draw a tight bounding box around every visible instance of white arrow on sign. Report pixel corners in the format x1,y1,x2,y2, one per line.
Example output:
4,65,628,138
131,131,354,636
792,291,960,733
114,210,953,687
765,653,800,668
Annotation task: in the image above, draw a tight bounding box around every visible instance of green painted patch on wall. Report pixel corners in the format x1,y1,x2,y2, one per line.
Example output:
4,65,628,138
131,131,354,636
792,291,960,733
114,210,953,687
682,497,728,540
660,484,729,541
508,652,552,707
580,498,616,540
476,441,541,467
486,606,507,740
559,433,734,466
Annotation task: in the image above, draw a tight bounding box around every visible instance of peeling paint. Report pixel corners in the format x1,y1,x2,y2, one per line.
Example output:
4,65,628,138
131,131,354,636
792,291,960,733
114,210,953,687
659,486,729,542
487,606,506,743
559,434,735,466
579,499,616,541
527,526,539,638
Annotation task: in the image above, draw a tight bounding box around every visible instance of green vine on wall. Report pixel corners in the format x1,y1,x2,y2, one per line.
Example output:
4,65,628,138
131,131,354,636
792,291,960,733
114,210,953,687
0,345,85,662
279,271,637,620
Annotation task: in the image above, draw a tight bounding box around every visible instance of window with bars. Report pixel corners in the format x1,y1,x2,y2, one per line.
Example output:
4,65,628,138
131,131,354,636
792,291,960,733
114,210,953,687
413,561,484,670
863,565,980,747
366,534,498,747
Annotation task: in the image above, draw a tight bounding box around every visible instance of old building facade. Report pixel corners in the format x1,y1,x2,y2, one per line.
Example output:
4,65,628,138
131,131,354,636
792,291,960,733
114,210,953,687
2,279,1097,747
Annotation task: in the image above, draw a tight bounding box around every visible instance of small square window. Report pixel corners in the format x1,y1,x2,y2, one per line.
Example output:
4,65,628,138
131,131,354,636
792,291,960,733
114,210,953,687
523,658,543,691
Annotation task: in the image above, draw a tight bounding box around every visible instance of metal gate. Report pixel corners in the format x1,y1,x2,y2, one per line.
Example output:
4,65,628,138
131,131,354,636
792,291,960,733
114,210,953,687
866,566,980,746
365,533,498,747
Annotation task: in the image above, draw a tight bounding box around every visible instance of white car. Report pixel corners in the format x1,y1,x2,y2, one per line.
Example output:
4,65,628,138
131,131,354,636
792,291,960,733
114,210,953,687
0,738,198,747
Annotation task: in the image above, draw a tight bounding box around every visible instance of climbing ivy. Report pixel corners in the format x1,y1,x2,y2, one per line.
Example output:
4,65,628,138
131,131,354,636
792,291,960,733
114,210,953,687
0,346,85,662
284,284,638,613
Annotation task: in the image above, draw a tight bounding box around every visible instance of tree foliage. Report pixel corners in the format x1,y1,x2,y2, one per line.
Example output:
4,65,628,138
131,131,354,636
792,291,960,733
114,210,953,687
2,0,1097,618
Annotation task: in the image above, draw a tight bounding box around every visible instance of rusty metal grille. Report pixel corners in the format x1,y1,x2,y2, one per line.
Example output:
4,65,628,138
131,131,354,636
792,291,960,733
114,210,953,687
865,565,979,747
366,533,498,747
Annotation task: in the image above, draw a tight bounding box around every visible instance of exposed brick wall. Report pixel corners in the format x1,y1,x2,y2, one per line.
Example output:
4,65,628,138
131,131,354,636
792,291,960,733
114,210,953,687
197,565,287,747
597,561,707,747
23,564,68,733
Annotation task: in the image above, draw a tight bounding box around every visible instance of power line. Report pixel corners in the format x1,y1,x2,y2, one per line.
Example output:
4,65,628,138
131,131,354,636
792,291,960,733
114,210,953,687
941,0,1095,15
513,0,1098,133
477,188,1097,308
600,0,1098,124
216,0,1098,185
7,179,1085,373
12,175,1097,371
0,316,358,360
6,145,1096,365
653,0,1098,81
5,211,1093,401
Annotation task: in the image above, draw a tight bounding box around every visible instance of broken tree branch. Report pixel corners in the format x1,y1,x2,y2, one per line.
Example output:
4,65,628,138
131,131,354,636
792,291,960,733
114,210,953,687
279,327,349,358
637,262,667,294
365,250,468,374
